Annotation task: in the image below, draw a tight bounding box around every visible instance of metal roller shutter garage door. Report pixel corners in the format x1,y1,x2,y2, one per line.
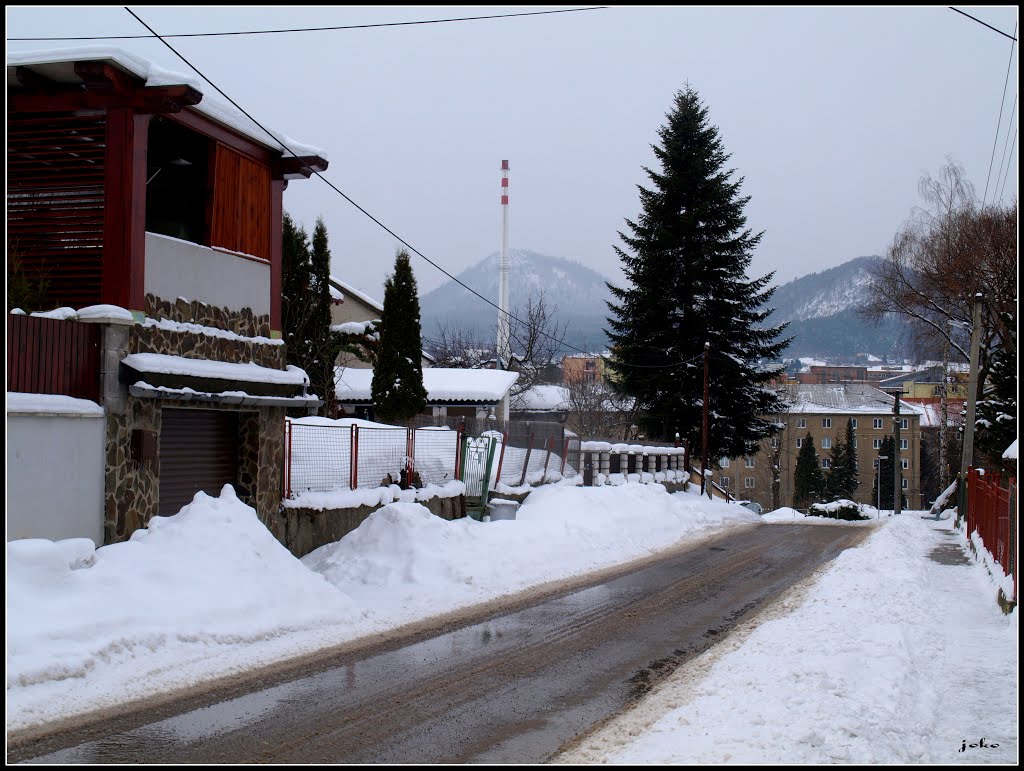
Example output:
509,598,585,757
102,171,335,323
159,408,239,516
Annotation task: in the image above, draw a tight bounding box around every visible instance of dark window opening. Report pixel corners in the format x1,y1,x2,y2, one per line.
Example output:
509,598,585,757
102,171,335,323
146,117,210,245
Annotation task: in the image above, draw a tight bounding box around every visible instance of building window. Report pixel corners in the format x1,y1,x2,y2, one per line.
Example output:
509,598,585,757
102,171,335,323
873,459,880,469
797,418,806,429
822,459,831,469
822,418,832,428
901,478,909,489
822,437,832,449
852,438,857,449
873,439,882,449
720,457,730,468
744,477,755,489
851,419,858,429
721,476,731,488
902,459,909,469
771,437,779,449
796,438,803,448
900,418,909,430
745,457,755,468
900,439,909,450
873,418,883,429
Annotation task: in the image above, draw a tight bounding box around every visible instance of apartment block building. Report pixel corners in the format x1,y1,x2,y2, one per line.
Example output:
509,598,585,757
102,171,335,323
713,384,923,512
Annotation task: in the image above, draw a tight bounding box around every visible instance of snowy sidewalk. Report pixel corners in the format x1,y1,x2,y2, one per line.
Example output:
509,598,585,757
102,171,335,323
558,513,1018,764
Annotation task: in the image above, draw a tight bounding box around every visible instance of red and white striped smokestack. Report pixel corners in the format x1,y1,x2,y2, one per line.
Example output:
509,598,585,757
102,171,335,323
498,160,511,423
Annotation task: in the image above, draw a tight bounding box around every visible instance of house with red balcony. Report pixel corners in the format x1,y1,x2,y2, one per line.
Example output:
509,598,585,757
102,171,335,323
7,47,327,544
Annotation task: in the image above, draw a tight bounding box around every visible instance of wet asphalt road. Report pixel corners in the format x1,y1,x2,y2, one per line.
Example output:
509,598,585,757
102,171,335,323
11,523,870,764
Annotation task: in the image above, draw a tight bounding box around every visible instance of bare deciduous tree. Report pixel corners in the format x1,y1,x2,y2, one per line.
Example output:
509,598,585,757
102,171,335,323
563,373,641,441
425,290,568,399
862,160,1017,381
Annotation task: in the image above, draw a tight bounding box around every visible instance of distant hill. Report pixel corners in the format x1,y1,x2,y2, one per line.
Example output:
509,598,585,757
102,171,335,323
418,249,614,352
763,256,913,359
418,250,913,360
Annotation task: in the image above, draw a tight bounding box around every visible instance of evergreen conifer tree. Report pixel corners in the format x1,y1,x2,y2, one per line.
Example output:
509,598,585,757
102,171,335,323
605,86,789,458
843,418,859,497
794,432,825,509
825,438,848,501
975,343,1016,466
372,249,428,423
307,217,341,414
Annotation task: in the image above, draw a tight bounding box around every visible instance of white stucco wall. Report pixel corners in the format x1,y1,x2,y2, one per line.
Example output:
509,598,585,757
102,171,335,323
145,232,271,317
7,411,106,546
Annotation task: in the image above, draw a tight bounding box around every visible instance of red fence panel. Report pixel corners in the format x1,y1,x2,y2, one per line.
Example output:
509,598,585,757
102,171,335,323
967,467,1017,600
7,314,100,402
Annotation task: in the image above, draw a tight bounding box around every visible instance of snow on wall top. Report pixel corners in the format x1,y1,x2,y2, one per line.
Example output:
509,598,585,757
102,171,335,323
7,392,104,416
335,367,517,403
123,353,309,386
7,46,327,160
779,384,924,416
1004,439,1018,460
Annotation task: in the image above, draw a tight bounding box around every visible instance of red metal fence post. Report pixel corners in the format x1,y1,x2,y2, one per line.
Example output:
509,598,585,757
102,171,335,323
407,427,415,487
560,438,569,475
519,434,534,487
495,431,508,484
542,436,554,480
283,420,291,498
454,427,463,481
351,424,359,490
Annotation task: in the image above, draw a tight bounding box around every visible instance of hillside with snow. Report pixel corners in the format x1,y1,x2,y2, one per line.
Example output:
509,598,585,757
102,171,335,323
419,249,614,352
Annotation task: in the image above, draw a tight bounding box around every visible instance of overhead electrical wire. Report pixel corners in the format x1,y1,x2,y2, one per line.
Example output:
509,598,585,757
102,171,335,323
121,8,704,371
12,7,607,41
948,7,1018,42
982,22,1017,206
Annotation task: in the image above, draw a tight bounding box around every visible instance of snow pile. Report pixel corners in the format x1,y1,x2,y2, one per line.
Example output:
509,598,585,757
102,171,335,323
563,514,1019,764
761,507,807,521
304,483,759,623
7,486,365,729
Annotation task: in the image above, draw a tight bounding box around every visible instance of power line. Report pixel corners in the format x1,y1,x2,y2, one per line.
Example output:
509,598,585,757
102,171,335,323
997,128,1017,202
122,8,691,371
982,21,1017,206
13,7,607,41
992,93,1017,202
948,7,1018,41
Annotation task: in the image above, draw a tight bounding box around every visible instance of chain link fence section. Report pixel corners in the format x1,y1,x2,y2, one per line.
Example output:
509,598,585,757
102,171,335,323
413,427,460,486
285,421,353,495
352,426,411,489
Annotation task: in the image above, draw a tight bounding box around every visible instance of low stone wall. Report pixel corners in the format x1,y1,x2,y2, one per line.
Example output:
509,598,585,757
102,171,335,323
277,494,465,558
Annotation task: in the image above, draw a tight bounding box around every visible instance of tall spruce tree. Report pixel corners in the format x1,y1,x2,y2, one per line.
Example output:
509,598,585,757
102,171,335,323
281,213,340,416
825,438,848,501
794,432,826,509
843,418,859,498
975,343,1016,467
605,86,789,457
372,249,428,423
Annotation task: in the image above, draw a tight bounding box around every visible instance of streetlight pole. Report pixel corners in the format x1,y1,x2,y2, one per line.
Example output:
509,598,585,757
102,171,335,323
877,455,888,518
701,341,710,499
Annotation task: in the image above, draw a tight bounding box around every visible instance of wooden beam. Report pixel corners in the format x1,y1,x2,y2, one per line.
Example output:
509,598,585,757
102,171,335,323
73,61,143,95
14,66,59,91
166,109,276,166
10,84,202,115
275,155,329,179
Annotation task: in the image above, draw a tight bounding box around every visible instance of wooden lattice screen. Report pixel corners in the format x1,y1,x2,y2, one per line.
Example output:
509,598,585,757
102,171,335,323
7,111,108,310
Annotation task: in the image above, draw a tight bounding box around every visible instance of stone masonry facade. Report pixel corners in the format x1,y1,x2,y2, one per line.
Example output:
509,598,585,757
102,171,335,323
102,296,289,544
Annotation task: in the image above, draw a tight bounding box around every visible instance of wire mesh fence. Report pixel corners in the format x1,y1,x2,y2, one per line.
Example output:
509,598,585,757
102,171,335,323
285,421,463,496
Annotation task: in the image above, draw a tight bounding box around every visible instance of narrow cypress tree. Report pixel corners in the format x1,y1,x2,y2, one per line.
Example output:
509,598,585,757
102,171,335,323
605,86,789,457
794,432,825,509
372,249,428,423
844,418,859,498
281,212,313,384
307,217,341,415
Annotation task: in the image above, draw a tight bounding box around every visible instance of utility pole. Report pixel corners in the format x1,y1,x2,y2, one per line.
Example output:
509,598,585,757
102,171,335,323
701,341,710,498
497,160,511,424
958,293,984,522
939,332,950,490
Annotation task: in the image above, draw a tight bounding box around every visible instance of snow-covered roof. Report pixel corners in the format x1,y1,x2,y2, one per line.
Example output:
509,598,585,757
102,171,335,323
7,46,327,160
512,384,570,412
778,384,923,416
1004,439,1018,460
123,353,309,386
6,392,104,416
328,276,383,313
335,367,517,404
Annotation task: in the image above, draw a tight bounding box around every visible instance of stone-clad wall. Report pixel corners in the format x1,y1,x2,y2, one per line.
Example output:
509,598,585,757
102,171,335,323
102,298,289,544
144,293,272,339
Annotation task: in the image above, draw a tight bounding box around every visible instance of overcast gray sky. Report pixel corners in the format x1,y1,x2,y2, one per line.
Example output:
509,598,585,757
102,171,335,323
7,5,1019,305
